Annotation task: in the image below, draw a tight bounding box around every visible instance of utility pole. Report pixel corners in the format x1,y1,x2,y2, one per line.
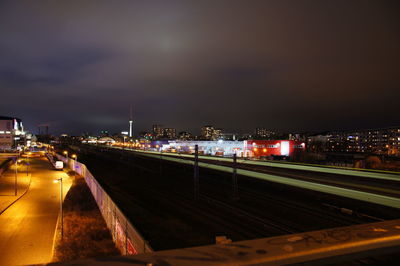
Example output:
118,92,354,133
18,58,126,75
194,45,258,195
232,153,239,200
194,145,199,200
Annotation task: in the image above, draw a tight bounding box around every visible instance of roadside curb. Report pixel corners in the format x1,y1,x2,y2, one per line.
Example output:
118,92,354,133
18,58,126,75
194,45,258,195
0,173,32,215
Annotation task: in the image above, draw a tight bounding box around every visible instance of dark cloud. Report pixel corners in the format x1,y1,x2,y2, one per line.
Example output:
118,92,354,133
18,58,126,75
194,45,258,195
0,0,399,135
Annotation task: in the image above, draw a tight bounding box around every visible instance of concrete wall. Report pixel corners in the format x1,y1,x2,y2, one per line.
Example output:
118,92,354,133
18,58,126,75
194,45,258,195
55,154,153,255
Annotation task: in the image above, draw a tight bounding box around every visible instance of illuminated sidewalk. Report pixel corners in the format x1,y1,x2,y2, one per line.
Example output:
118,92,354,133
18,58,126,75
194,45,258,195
0,161,31,213
0,157,72,266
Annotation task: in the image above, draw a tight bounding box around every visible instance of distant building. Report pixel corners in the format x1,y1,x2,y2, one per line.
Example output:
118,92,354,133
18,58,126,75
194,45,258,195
178,131,192,140
306,134,329,153
152,125,164,139
0,116,25,150
138,131,154,140
201,125,214,140
201,125,223,140
164,128,176,139
157,139,305,158
255,128,275,139
288,133,306,142
306,126,400,156
212,128,223,140
239,133,253,140
326,127,400,156
100,130,109,137
220,133,238,141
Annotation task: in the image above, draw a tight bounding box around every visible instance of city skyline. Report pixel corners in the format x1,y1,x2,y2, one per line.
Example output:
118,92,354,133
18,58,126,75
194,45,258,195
1,1,399,135
1,2,400,264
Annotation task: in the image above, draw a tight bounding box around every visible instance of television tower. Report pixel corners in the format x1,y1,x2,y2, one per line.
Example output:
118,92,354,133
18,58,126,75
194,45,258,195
129,105,133,138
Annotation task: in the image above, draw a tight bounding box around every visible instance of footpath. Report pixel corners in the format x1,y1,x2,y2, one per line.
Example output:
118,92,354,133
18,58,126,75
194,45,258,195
0,156,72,265
0,160,31,213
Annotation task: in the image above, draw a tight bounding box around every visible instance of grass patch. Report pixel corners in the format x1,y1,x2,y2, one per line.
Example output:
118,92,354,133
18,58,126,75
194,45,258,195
53,175,120,262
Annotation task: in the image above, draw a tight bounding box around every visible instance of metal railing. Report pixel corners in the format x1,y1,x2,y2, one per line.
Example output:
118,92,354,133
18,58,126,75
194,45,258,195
55,154,153,255
54,218,400,265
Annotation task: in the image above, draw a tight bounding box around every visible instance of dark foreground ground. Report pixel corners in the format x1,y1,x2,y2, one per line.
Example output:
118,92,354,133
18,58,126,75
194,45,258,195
53,171,120,262
62,145,400,252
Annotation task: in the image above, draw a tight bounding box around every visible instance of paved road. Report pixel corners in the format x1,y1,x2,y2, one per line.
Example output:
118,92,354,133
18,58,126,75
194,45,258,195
0,161,31,213
0,156,72,265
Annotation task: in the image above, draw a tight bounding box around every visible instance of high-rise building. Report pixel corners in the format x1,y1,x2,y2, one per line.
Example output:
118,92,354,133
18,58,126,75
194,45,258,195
179,131,193,140
164,128,176,139
152,124,164,139
200,125,223,140
201,125,214,140
0,116,25,150
212,128,223,140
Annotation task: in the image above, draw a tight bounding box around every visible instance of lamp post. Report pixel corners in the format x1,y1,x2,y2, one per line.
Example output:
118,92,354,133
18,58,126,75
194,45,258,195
71,154,77,171
54,178,64,239
26,152,31,176
63,151,68,167
14,157,18,196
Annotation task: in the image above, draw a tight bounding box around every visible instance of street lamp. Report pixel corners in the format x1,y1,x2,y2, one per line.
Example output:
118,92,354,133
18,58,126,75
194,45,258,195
54,178,64,239
26,152,31,176
63,151,68,158
71,154,77,171
14,156,18,196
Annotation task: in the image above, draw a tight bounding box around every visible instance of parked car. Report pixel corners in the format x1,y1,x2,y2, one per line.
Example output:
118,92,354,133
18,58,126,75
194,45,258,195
55,161,64,170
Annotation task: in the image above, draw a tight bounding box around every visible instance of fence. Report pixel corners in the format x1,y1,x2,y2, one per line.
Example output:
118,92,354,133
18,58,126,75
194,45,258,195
55,154,153,255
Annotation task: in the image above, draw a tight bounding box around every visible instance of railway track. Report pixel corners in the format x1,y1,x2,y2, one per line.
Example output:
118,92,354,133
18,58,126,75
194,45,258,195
128,149,400,198
66,145,398,250
74,149,295,243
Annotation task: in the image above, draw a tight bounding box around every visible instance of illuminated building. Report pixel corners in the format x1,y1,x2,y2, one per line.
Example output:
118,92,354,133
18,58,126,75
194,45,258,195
309,126,400,156
100,130,109,137
201,126,223,140
255,128,275,139
163,128,176,139
212,128,223,140
152,125,164,139
178,131,192,140
201,125,214,140
0,116,25,150
220,132,238,141
151,140,305,158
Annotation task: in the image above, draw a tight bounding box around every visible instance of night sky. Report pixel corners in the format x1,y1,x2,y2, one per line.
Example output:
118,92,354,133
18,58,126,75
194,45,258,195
1,1,399,136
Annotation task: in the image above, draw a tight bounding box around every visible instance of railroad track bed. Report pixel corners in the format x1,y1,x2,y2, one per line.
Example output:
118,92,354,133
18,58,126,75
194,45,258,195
63,145,399,251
